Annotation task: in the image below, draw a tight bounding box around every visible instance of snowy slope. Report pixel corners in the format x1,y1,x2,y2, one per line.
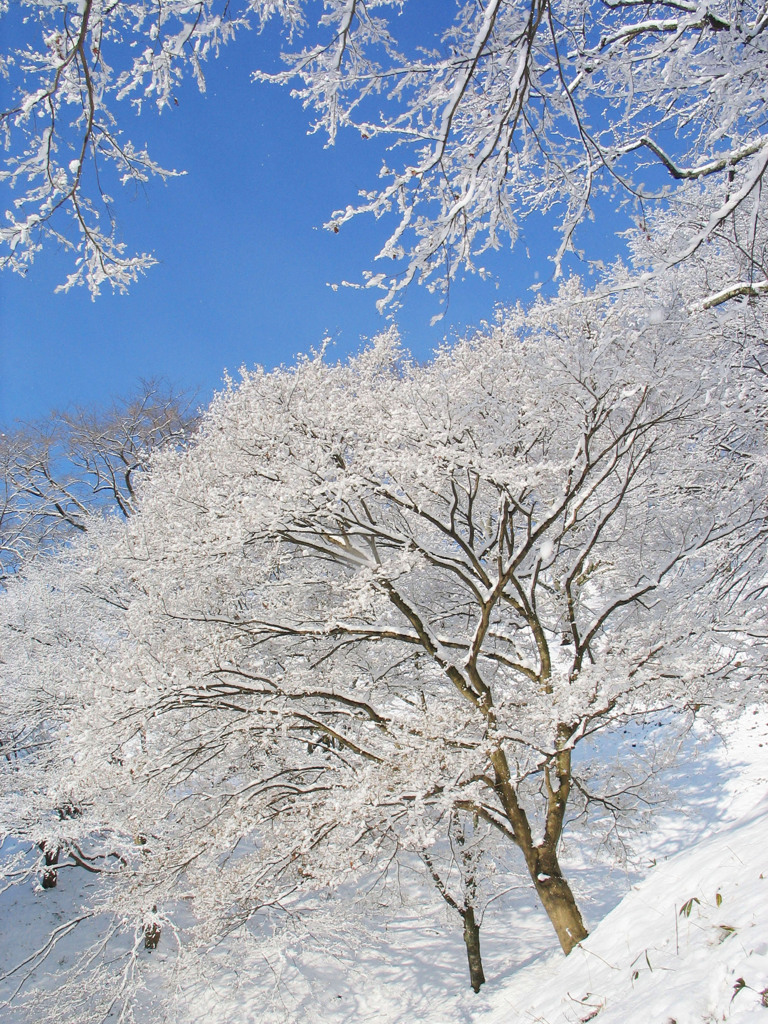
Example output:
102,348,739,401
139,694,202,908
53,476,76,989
2,709,767,1023
173,706,768,1024
480,707,768,1024
484,801,768,1024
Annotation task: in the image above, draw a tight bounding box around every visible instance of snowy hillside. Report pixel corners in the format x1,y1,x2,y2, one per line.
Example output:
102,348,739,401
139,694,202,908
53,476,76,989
486,805,768,1023
481,708,768,1024
2,709,766,1023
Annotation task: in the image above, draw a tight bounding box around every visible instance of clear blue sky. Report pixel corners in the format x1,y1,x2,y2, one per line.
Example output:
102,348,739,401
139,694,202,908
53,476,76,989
0,12,615,429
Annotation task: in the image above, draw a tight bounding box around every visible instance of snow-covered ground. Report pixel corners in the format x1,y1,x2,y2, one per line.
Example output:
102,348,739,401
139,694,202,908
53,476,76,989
2,708,767,1023
481,707,768,1024
490,801,768,1023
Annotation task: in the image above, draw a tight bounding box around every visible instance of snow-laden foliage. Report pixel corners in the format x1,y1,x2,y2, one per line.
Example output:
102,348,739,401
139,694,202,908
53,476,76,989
0,272,764,1019
0,380,197,584
1,1,767,304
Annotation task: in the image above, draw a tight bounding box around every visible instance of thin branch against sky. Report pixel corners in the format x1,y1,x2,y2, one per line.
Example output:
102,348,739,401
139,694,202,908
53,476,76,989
0,4,622,428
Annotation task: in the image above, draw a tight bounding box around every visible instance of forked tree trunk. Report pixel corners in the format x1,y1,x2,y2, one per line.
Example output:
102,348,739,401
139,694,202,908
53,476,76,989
461,906,486,993
490,747,588,954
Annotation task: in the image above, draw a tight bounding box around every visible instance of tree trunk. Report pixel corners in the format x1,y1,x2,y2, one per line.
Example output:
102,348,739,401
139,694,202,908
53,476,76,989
144,905,161,949
531,852,588,954
489,747,588,954
533,875,587,953
461,906,486,993
40,842,59,889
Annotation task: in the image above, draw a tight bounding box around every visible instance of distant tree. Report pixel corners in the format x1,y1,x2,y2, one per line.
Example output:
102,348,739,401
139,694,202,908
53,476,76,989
1,1,766,309
0,379,197,585
0,378,195,904
0,531,137,912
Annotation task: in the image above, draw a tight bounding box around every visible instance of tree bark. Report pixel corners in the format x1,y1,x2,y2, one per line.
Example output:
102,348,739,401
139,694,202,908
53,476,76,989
40,842,59,889
461,906,486,993
144,905,161,949
532,858,588,954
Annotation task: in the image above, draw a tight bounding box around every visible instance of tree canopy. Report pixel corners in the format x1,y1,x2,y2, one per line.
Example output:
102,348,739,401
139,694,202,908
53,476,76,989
1,268,764,1017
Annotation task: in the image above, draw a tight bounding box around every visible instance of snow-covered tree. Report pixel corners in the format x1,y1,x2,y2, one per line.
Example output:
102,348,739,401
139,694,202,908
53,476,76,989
0,379,195,917
420,811,503,993
0,380,196,584
2,271,763,1019
2,1,767,307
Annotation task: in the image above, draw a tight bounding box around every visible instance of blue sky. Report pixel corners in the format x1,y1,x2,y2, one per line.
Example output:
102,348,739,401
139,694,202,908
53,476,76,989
0,11,611,429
